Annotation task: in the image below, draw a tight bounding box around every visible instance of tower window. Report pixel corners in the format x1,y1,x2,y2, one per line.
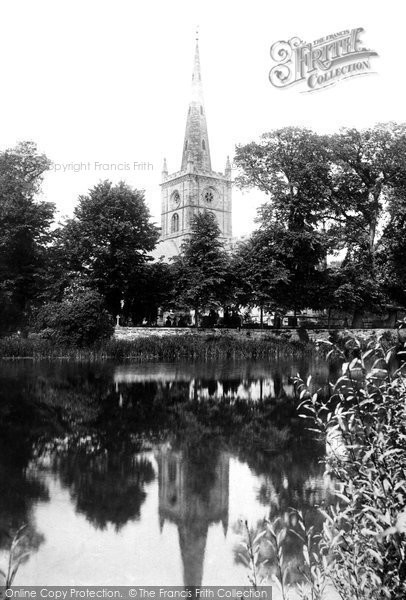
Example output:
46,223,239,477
184,140,188,150
200,106,203,115
171,212,179,233
202,139,206,150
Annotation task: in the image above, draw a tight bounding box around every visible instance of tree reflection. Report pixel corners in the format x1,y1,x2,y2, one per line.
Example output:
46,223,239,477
52,453,155,530
0,465,47,557
0,370,51,563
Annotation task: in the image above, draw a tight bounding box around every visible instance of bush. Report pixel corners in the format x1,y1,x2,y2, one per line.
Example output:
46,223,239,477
293,334,406,599
34,289,114,346
237,333,406,598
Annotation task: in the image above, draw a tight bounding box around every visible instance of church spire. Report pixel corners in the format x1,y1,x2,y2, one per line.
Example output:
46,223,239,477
181,32,212,172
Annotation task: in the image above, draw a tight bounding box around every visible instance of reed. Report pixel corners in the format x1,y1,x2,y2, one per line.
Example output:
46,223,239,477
0,526,29,592
0,333,313,360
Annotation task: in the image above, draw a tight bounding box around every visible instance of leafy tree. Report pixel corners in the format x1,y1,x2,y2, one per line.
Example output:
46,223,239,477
59,181,159,316
235,127,331,229
232,231,289,326
124,261,173,325
234,124,406,320
34,283,114,346
234,128,331,317
331,255,385,327
327,123,406,258
377,189,406,307
171,211,229,326
324,124,406,320
0,141,54,333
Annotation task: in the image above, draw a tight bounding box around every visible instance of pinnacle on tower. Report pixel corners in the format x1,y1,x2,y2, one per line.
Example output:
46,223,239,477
162,157,168,178
225,155,232,178
181,34,212,172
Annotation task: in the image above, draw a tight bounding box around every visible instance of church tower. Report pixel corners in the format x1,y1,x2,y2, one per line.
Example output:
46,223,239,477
155,34,232,260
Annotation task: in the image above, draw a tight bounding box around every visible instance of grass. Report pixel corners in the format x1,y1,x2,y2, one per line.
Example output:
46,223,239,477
0,332,313,360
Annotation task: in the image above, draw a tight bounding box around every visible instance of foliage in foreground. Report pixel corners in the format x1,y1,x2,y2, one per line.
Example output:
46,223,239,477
239,334,406,599
299,335,406,599
0,526,29,593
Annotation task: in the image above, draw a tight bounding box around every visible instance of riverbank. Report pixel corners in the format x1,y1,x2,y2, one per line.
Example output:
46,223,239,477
114,326,397,343
0,327,397,360
0,330,311,360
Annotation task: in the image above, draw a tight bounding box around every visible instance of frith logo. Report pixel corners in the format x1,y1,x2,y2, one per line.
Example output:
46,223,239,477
269,27,378,92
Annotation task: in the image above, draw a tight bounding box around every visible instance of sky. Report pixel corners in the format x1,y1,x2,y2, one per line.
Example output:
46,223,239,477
0,0,404,236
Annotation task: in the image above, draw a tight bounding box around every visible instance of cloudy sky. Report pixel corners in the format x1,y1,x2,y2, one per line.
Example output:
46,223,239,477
0,0,404,236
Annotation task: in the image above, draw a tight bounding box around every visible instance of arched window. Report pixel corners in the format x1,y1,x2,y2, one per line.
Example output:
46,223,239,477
200,106,203,115
171,212,179,233
202,139,206,150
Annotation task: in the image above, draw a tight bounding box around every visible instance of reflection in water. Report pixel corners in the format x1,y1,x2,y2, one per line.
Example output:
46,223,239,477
0,465,47,565
0,358,334,588
48,452,155,531
157,446,229,587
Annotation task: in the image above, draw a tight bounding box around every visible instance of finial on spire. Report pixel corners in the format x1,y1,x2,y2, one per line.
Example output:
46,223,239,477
195,25,199,43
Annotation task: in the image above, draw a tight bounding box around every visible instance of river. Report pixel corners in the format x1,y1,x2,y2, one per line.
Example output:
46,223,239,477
0,357,337,592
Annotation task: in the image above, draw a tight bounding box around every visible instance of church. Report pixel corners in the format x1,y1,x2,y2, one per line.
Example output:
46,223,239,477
152,36,233,261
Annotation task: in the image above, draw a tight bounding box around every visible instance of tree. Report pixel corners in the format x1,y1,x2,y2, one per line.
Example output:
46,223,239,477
0,141,54,334
377,188,406,308
235,127,331,229
234,124,406,321
324,124,406,321
234,128,331,317
34,283,114,346
171,211,229,326
327,123,406,259
124,261,173,325
232,232,289,326
60,181,159,316
331,255,384,327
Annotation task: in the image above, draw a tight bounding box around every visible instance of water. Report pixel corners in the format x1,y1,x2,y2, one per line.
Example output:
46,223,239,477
0,358,336,590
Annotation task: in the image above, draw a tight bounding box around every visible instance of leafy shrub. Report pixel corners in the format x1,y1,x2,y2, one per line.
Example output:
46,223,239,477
238,333,406,598
293,334,406,599
34,289,114,346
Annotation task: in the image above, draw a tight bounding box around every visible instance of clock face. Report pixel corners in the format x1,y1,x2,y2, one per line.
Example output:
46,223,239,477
204,189,214,204
172,191,181,207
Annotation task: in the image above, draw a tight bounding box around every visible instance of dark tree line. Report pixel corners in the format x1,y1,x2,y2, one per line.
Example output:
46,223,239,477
1,123,406,341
